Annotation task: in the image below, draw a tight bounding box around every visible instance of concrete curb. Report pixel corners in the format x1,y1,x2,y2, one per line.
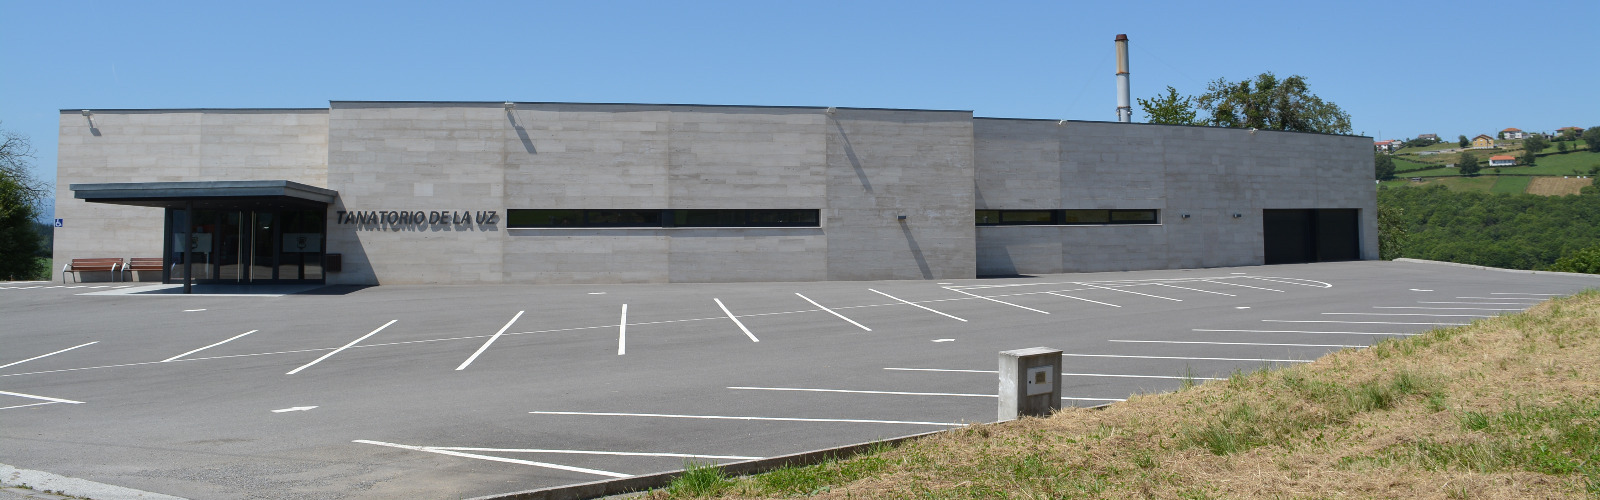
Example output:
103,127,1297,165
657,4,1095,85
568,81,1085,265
463,429,953,500
0,463,186,500
1393,258,1600,279
467,403,1118,500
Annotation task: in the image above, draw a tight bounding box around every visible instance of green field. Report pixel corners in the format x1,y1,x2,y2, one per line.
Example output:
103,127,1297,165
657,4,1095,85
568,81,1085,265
1490,175,1533,194
1381,175,1551,195
1390,150,1600,179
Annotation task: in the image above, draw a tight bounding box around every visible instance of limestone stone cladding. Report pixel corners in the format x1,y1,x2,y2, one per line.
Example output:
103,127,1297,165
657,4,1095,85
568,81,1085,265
973,118,1377,275
325,102,976,284
53,109,329,282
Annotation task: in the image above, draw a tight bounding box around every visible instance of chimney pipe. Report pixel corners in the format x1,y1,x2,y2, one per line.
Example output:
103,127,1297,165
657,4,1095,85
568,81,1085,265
1115,34,1131,123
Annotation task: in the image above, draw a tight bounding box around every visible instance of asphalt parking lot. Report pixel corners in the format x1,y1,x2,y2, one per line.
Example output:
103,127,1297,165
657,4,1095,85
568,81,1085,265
2,260,1596,499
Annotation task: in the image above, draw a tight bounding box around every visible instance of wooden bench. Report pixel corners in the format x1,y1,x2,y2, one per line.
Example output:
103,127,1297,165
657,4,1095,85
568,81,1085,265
123,258,164,281
62,258,123,283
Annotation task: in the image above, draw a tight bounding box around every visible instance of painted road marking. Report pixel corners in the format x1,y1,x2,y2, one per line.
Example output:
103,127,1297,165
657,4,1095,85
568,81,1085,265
0,402,58,410
354,440,631,478
1194,329,1418,336
1110,340,1365,348
1044,292,1121,307
1375,306,1524,311
0,390,84,405
1081,283,1181,301
727,386,1126,402
1456,297,1541,301
945,287,1050,314
1410,288,1433,291
868,288,967,322
1490,292,1562,296
796,293,872,331
457,311,525,371
162,330,257,362
1236,306,1251,309
1245,276,1326,287
714,298,759,342
1061,353,1310,363
617,304,628,355
1153,283,1235,296
287,319,398,375
1203,280,1283,293
427,446,761,460
1264,320,1469,326
882,367,1226,380
271,406,317,413
1418,301,1541,305
0,342,99,370
528,411,965,427
1322,313,1495,317
932,338,955,342
183,309,206,312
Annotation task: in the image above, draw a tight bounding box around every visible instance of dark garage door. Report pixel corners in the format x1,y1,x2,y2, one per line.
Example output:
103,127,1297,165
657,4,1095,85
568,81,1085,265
1263,209,1360,264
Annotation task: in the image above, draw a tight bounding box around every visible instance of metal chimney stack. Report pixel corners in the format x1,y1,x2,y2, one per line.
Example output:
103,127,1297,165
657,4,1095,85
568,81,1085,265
1115,34,1131,122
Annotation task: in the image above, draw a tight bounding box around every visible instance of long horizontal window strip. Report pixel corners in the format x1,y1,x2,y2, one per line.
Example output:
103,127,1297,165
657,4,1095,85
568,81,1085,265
506,209,820,228
977,209,1160,226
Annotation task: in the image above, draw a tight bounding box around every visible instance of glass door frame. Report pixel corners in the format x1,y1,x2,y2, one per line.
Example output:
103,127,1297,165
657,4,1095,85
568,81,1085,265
162,206,327,285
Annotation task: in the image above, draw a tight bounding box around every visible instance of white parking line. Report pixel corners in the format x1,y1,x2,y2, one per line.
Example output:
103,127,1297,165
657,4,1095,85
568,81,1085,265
1418,301,1539,305
1061,353,1310,363
528,411,964,427
1375,306,1524,311
868,289,966,321
288,319,397,375
1081,283,1182,302
457,312,525,371
0,342,99,370
714,298,759,342
162,331,257,362
1109,340,1365,348
1456,297,1541,301
1044,292,1121,307
1194,328,1418,336
1490,293,1562,296
882,367,1226,380
1203,280,1283,292
1245,276,1325,287
1153,283,1235,296
1322,313,1495,318
617,304,628,355
1264,320,1468,326
428,446,761,460
795,293,872,331
0,402,59,410
945,287,1050,314
354,440,631,478
727,386,1125,402
0,390,84,405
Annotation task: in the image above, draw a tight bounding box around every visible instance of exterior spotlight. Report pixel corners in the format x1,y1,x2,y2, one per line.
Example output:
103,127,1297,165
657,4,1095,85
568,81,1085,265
1232,212,1243,219
1057,120,1066,126
1180,213,1191,219
81,110,92,116
825,107,836,115
503,102,516,110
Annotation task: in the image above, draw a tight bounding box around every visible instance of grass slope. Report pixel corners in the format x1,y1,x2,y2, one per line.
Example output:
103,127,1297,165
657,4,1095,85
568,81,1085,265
657,291,1600,499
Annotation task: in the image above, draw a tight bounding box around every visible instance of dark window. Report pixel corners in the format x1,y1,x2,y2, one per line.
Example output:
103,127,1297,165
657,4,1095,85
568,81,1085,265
508,209,820,228
976,209,1160,226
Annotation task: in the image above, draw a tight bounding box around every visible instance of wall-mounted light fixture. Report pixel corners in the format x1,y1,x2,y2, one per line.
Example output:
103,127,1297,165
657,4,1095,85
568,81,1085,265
825,107,837,115
1232,212,1244,219
1180,213,1191,219
503,102,516,111
1056,120,1066,126
896,215,907,221
81,110,96,130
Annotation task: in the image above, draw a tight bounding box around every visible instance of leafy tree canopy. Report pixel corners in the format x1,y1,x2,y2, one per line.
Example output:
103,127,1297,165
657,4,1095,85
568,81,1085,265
1374,153,1395,180
1458,151,1480,176
1193,72,1352,134
1584,127,1600,153
1136,86,1199,126
1523,135,1549,154
0,123,48,280
1379,186,1600,271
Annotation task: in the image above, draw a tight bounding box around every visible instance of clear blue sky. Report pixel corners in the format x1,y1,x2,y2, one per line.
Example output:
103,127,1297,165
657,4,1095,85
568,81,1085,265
3,0,1597,212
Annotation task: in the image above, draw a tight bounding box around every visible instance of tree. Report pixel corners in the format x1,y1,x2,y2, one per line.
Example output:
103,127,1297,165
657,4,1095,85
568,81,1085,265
0,124,48,280
1548,245,1600,274
1193,72,1352,134
1136,86,1199,126
1458,151,1480,176
1558,141,1570,153
1458,135,1470,148
1523,135,1549,155
1521,150,1537,166
1584,127,1600,153
1374,153,1396,180
1377,203,1406,260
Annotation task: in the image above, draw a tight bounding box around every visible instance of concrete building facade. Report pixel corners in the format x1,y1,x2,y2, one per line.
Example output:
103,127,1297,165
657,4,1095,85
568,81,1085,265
55,101,1376,286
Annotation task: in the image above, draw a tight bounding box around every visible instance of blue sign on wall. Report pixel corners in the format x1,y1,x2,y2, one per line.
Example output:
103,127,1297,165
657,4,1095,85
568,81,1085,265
54,219,63,227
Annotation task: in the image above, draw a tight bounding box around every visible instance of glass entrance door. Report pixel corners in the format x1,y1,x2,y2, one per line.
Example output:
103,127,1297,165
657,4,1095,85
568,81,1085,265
166,207,325,284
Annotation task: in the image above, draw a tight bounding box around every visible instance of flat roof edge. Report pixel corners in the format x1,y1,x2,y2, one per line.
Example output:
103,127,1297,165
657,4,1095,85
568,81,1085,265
329,100,973,114
62,108,328,114
972,117,1369,138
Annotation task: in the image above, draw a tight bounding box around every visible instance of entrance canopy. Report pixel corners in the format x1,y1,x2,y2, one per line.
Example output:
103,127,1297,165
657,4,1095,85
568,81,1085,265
70,180,336,209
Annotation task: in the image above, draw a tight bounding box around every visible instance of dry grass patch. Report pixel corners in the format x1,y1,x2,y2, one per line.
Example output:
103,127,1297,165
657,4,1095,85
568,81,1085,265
1527,177,1593,196
652,291,1600,499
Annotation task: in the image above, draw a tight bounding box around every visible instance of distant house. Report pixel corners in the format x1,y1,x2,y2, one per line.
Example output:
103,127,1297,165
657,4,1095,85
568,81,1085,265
1417,133,1439,142
1374,140,1399,152
1489,155,1516,167
1557,126,1583,139
1472,134,1496,148
1500,128,1526,140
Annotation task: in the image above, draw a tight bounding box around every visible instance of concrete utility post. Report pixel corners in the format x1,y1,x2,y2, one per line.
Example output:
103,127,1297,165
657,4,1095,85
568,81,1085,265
998,347,1063,421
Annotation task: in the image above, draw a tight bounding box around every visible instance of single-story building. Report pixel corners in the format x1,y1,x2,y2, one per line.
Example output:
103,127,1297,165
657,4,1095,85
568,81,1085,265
56,101,1377,285
1488,155,1517,167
